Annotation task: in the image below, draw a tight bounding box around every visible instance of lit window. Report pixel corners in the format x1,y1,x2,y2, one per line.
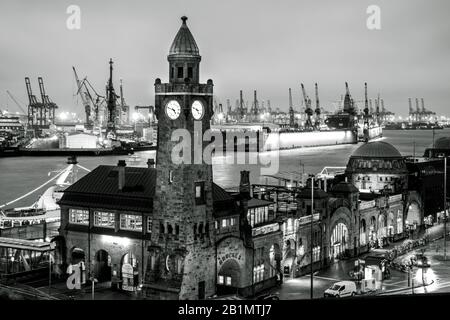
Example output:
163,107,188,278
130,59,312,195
226,276,232,286
120,214,142,231
195,182,205,205
222,219,227,228
215,220,219,229
94,211,115,228
69,208,89,225
147,218,153,233
218,275,224,284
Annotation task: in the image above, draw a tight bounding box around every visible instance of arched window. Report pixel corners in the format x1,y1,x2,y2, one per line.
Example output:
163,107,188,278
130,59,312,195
167,224,173,234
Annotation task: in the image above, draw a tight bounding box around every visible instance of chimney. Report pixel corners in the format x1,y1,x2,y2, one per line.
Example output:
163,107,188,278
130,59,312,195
239,170,251,200
147,158,155,168
117,160,126,190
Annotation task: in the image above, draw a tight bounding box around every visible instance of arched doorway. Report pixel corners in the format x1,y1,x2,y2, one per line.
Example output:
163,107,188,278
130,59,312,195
360,219,367,246
121,253,139,292
269,243,282,280
387,211,395,237
369,216,377,242
378,214,387,238
283,239,295,276
330,223,348,259
70,247,85,265
218,259,240,287
397,210,403,234
94,250,111,282
406,202,421,227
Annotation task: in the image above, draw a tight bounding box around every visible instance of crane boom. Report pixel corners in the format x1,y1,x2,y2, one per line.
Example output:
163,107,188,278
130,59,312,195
6,90,27,114
300,83,308,108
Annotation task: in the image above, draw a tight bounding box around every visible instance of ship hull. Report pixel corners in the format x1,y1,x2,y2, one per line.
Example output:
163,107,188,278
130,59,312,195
262,129,357,151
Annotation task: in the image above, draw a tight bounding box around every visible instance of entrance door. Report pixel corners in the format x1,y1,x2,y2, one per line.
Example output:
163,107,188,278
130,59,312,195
198,281,205,300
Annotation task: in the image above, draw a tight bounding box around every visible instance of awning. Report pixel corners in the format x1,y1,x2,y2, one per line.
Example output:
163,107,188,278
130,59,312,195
0,237,55,252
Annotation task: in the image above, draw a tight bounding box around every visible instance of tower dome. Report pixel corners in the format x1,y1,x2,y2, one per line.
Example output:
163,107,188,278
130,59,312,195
346,141,407,194
168,16,200,58
167,16,201,84
433,137,450,150
351,141,402,159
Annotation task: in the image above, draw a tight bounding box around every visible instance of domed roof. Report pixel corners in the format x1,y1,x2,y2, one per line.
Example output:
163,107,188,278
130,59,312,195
330,181,359,193
351,141,402,159
433,137,450,149
169,16,200,57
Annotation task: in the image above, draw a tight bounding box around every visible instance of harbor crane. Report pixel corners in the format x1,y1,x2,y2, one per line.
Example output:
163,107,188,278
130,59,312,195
37,77,57,126
288,88,295,128
314,83,321,129
6,90,27,115
73,66,93,127
301,83,313,130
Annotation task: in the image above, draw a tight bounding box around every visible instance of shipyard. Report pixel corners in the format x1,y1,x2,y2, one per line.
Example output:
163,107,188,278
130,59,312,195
1,1,450,316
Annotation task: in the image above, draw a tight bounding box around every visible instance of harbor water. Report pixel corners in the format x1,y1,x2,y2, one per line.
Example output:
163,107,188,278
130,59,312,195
0,129,448,209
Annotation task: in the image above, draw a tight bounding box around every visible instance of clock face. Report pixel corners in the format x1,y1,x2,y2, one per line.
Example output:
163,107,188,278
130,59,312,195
165,100,181,120
191,100,204,120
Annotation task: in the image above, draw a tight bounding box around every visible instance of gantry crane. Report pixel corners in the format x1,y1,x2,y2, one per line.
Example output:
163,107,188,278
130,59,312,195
6,90,27,115
301,83,313,130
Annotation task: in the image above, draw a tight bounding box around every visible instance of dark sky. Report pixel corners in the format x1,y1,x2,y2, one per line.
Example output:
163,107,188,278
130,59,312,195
1,0,449,117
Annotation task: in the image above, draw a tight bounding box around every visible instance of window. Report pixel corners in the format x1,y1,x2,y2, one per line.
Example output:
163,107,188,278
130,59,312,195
313,246,321,262
94,211,115,228
218,275,224,284
69,208,89,225
195,182,205,205
170,67,174,78
120,214,142,231
215,220,219,229
226,276,232,286
188,67,193,78
169,170,174,184
253,264,265,283
147,218,153,233
222,219,227,228
177,67,183,78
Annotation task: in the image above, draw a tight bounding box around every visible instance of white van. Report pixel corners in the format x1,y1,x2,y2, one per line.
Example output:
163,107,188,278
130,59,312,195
324,281,357,298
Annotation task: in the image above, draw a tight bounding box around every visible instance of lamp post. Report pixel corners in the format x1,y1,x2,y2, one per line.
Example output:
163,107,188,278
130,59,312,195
444,156,447,261
90,274,98,300
310,174,315,300
48,243,56,295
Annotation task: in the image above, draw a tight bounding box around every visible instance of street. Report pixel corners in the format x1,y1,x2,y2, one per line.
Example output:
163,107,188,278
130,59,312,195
273,223,450,299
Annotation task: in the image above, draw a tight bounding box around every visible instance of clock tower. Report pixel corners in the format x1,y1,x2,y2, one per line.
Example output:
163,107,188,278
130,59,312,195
145,16,216,300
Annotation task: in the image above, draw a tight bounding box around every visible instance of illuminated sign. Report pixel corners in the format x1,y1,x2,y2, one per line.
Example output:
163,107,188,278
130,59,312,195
252,222,279,236
297,213,320,226
218,252,242,266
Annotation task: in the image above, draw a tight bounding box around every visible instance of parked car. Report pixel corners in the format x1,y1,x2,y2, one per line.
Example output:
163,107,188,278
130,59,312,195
324,281,357,298
413,253,430,268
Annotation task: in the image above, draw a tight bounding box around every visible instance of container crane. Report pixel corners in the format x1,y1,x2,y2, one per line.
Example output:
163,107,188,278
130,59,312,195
288,88,295,128
301,83,313,130
314,83,321,128
37,77,57,126
6,90,27,115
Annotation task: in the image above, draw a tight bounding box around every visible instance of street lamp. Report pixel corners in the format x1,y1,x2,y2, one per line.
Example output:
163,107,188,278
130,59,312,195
90,274,98,300
309,174,315,300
